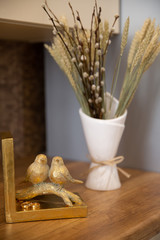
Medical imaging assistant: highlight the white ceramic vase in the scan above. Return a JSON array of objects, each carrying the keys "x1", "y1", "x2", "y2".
[{"x1": 79, "y1": 93, "x2": 127, "y2": 191}]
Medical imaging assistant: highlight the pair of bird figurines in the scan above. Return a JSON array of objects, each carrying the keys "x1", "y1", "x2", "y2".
[
  {"x1": 26, "y1": 154, "x2": 83, "y2": 187},
  {"x1": 16, "y1": 154, "x2": 84, "y2": 208}
]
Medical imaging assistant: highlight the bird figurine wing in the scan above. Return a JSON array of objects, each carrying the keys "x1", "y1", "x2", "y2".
[
  {"x1": 49, "y1": 156, "x2": 83, "y2": 185},
  {"x1": 25, "y1": 163, "x2": 35, "y2": 182}
]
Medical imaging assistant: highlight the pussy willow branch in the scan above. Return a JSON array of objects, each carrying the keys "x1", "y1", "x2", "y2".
[
  {"x1": 72, "y1": 5, "x2": 99, "y2": 117},
  {"x1": 89, "y1": 6, "x2": 95, "y2": 74},
  {"x1": 68, "y1": 2, "x2": 94, "y2": 109},
  {"x1": 68, "y1": 2, "x2": 84, "y2": 59},
  {"x1": 92, "y1": 7, "x2": 104, "y2": 118},
  {"x1": 97, "y1": 9, "x2": 103, "y2": 117},
  {"x1": 76, "y1": 11, "x2": 90, "y2": 75},
  {"x1": 76, "y1": 11, "x2": 90, "y2": 49},
  {"x1": 68, "y1": 2, "x2": 82, "y2": 56},
  {"x1": 95, "y1": 0, "x2": 98, "y2": 16}
]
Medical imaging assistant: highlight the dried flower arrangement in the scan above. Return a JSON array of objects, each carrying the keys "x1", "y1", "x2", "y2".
[{"x1": 43, "y1": 1, "x2": 160, "y2": 119}]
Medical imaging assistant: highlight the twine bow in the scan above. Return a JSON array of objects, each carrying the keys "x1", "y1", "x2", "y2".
[{"x1": 89, "y1": 155, "x2": 131, "y2": 178}]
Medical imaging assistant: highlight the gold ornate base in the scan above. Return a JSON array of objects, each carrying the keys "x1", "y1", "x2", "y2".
[
  {"x1": 1, "y1": 132, "x2": 87, "y2": 223},
  {"x1": 15, "y1": 194, "x2": 87, "y2": 222}
]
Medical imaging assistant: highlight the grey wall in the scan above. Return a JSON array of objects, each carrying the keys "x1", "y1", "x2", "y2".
[{"x1": 44, "y1": 0, "x2": 160, "y2": 171}]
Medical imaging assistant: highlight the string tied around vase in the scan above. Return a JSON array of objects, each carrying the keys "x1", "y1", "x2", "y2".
[{"x1": 88, "y1": 155, "x2": 131, "y2": 178}]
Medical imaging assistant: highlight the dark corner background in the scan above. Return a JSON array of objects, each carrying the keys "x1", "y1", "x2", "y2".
[{"x1": 0, "y1": 40, "x2": 46, "y2": 159}]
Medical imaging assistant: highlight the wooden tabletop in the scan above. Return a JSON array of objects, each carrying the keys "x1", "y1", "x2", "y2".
[{"x1": 0, "y1": 157, "x2": 160, "y2": 240}]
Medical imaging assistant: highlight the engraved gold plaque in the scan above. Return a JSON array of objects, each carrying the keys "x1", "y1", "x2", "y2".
[{"x1": 1, "y1": 132, "x2": 87, "y2": 223}]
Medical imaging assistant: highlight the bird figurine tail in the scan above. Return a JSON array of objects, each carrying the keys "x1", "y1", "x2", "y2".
[{"x1": 72, "y1": 179, "x2": 83, "y2": 184}]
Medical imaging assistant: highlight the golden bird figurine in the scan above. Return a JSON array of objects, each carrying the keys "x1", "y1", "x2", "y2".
[
  {"x1": 26, "y1": 154, "x2": 49, "y2": 184},
  {"x1": 49, "y1": 156, "x2": 83, "y2": 185}
]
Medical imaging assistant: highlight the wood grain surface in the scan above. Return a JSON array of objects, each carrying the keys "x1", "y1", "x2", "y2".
[{"x1": 0, "y1": 157, "x2": 160, "y2": 240}]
